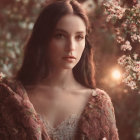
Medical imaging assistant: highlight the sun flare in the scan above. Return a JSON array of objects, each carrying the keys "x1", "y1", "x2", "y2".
[{"x1": 112, "y1": 69, "x2": 122, "y2": 80}]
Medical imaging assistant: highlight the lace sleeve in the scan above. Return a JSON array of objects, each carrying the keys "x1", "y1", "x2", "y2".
[
  {"x1": 98, "y1": 89, "x2": 119, "y2": 140},
  {"x1": 77, "y1": 89, "x2": 119, "y2": 140},
  {"x1": 0, "y1": 78, "x2": 50, "y2": 140}
]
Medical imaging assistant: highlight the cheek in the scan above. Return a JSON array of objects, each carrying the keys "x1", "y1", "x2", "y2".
[{"x1": 49, "y1": 40, "x2": 65, "y2": 55}]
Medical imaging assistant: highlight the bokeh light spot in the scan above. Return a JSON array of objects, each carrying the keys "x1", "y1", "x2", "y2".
[{"x1": 112, "y1": 69, "x2": 121, "y2": 80}]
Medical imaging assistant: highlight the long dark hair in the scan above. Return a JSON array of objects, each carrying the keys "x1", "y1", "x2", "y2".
[{"x1": 16, "y1": 0, "x2": 96, "y2": 89}]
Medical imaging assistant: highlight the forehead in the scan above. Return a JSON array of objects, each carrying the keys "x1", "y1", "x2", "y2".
[{"x1": 55, "y1": 14, "x2": 86, "y2": 34}]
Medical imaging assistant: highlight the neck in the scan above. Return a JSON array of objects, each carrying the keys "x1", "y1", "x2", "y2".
[{"x1": 41, "y1": 69, "x2": 80, "y2": 90}]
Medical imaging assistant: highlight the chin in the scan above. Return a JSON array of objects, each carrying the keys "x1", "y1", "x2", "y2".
[
  {"x1": 63, "y1": 66, "x2": 74, "y2": 70},
  {"x1": 62, "y1": 63, "x2": 76, "y2": 69}
]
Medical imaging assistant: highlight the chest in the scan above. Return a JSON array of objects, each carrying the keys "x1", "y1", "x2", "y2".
[{"x1": 28, "y1": 89, "x2": 91, "y2": 128}]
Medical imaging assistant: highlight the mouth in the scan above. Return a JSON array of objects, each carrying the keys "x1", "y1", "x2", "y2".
[
  {"x1": 62, "y1": 56, "x2": 76, "y2": 62},
  {"x1": 62, "y1": 56, "x2": 76, "y2": 59}
]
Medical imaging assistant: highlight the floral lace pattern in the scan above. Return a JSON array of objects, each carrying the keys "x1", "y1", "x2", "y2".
[
  {"x1": 0, "y1": 77, "x2": 119, "y2": 140},
  {"x1": 39, "y1": 114, "x2": 80, "y2": 140}
]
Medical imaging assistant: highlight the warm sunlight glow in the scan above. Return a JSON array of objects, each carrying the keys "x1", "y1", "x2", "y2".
[{"x1": 112, "y1": 69, "x2": 121, "y2": 80}]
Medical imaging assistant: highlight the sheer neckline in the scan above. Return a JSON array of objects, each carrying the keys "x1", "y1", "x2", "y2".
[
  {"x1": 24, "y1": 85, "x2": 97, "y2": 129},
  {"x1": 37, "y1": 89, "x2": 97, "y2": 129},
  {"x1": 38, "y1": 113, "x2": 80, "y2": 129}
]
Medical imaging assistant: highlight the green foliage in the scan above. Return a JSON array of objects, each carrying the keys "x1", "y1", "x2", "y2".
[
  {"x1": 0, "y1": 0, "x2": 140, "y2": 140},
  {"x1": 0, "y1": 0, "x2": 44, "y2": 76}
]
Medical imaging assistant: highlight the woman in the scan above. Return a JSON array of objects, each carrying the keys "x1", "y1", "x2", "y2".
[{"x1": 0, "y1": 0, "x2": 119, "y2": 140}]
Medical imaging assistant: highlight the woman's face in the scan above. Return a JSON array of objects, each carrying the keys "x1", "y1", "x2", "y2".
[{"x1": 48, "y1": 14, "x2": 86, "y2": 70}]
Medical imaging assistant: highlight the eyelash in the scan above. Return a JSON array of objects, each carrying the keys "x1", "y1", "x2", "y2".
[
  {"x1": 54, "y1": 33, "x2": 65, "y2": 39},
  {"x1": 54, "y1": 33, "x2": 85, "y2": 41},
  {"x1": 75, "y1": 35, "x2": 84, "y2": 41}
]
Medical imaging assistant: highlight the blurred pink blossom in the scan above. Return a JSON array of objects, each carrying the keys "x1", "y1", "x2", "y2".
[
  {"x1": 103, "y1": 0, "x2": 140, "y2": 92},
  {"x1": 121, "y1": 41, "x2": 132, "y2": 51},
  {"x1": 133, "y1": 61, "x2": 140, "y2": 72}
]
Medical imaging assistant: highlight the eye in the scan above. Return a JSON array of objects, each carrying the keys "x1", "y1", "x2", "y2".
[
  {"x1": 54, "y1": 33, "x2": 65, "y2": 39},
  {"x1": 75, "y1": 35, "x2": 85, "y2": 41}
]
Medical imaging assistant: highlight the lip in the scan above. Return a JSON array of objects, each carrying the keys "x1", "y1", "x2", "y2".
[
  {"x1": 62, "y1": 56, "x2": 76, "y2": 62},
  {"x1": 62, "y1": 56, "x2": 76, "y2": 59}
]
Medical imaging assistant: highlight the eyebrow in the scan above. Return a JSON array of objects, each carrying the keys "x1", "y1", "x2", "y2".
[{"x1": 55, "y1": 28, "x2": 86, "y2": 34}]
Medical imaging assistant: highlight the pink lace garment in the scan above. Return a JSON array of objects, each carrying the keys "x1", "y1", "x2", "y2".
[{"x1": 39, "y1": 114, "x2": 80, "y2": 140}]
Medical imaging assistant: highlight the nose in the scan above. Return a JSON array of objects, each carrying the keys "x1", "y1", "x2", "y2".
[{"x1": 65, "y1": 37, "x2": 76, "y2": 52}]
